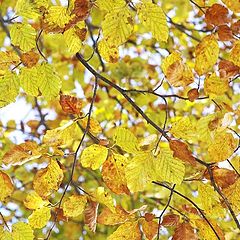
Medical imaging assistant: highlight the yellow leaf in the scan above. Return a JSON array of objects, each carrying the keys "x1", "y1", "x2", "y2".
[
  {"x1": 10, "y1": 23, "x2": 36, "y2": 52},
  {"x1": 137, "y1": 1, "x2": 168, "y2": 42},
  {"x1": 221, "y1": 0, "x2": 240, "y2": 13},
  {"x1": 208, "y1": 131, "x2": 237, "y2": 162},
  {"x1": 80, "y1": 144, "x2": 108, "y2": 170},
  {"x1": 0, "y1": 171, "x2": 14, "y2": 201},
  {"x1": 102, "y1": 153, "x2": 129, "y2": 195},
  {"x1": 37, "y1": 63, "x2": 61, "y2": 99},
  {"x1": 15, "y1": 0, "x2": 40, "y2": 20},
  {"x1": 170, "y1": 117, "x2": 196, "y2": 141},
  {"x1": 113, "y1": 127, "x2": 139, "y2": 154},
  {"x1": 63, "y1": 195, "x2": 87, "y2": 218},
  {"x1": 125, "y1": 152, "x2": 156, "y2": 192},
  {"x1": 161, "y1": 51, "x2": 182, "y2": 75},
  {"x1": 204, "y1": 73, "x2": 229, "y2": 96},
  {"x1": 91, "y1": 187, "x2": 115, "y2": 212},
  {"x1": 0, "y1": 227, "x2": 12, "y2": 240},
  {"x1": 98, "y1": 40, "x2": 119, "y2": 63},
  {"x1": 28, "y1": 206, "x2": 51, "y2": 229},
  {"x1": 43, "y1": 120, "x2": 81, "y2": 147},
  {"x1": 45, "y1": 6, "x2": 71, "y2": 28},
  {"x1": 194, "y1": 35, "x2": 219, "y2": 75},
  {"x1": 0, "y1": 72, "x2": 19, "y2": 108},
  {"x1": 228, "y1": 40, "x2": 240, "y2": 67},
  {"x1": 80, "y1": 117, "x2": 102, "y2": 134},
  {"x1": 24, "y1": 191, "x2": 49, "y2": 210},
  {"x1": 155, "y1": 148, "x2": 185, "y2": 185},
  {"x1": 223, "y1": 178, "x2": 240, "y2": 213},
  {"x1": 0, "y1": 51, "x2": 19, "y2": 70},
  {"x1": 102, "y1": 7, "x2": 134, "y2": 47},
  {"x1": 2, "y1": 142, "x2": 41, "y2": 166},
  {"x1": 63, "y1": 28, "x2": 82, "y2": 55},
  {"x1": 107, "y1": 220, "x2": 141, "y2": 240},
  {"x1": 12, "y1": 222, "x2": 34, "y2": 240},
  {"x1": 96, "y1": 0, "x2": 125, "y2": 11},
  {"x1": 33, "y1": 159, "x2": 64, "y2": 199}
]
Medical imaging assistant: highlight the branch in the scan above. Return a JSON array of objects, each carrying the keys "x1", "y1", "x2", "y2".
[{"x1": 152, "y1": 181, "x2": 221, "y2": 240}]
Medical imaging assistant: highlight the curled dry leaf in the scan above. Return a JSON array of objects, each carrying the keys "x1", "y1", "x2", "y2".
[
  {"x1": 84, "y1": 200, "x2": 99, "y2": 232},
  {"x1": 59, "y1": 94, "x2": 83, "y2": 115}
]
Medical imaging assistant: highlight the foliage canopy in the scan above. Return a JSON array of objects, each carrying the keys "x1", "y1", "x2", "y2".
[{"x1": 0, "y1": 0, "x2": 240, "y2": 239}]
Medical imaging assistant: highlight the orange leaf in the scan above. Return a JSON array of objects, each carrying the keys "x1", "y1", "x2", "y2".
[
  {"x1": 141, "y1": 218, "x2": 158, "y2": 240},
  {"x1": 205, "y1": 4, "x2": 230, "y2": 27},
  {"x1": 172, "y1": 223, "x2": 197, "y2": 240},
  {"x1": 169, "y1": 140, "x2": 196, "y2": 166},
  {"x1": 187, "y1": 88, "x2": 199, "y2": 102},
  {"x1": 218, "y1": 59, "x2": 240, "y2": 78},
  {"x1": 84, "y1": 200, "x2": 99, "y2": 232},
  {"x1": 161, "y1": 214, "x2": 180, "y2": 227},
  {"x1": 20, "y1": 51, "x2": 39, "y2": 68},
  {"x1": 231, "y1": 20, "x2": 240, "y2": 35},
  {"x1": 217, "y1": 25, "x2": 233, "y2": 41},
  {"x1": 144, "y1": 213, "x2": 155, "y2": 222},
  {"x1": 0, "y1": 171, "x2": 14, "y2": 201},
  {"x1": 2, "y1": 141, "x2": 41, "y2": 166},
  {"x1": 59, "y1": 94, "x2": 83, "y2": 115}
]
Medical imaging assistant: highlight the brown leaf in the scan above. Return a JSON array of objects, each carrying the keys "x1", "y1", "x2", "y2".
[
  {"x1": 72, "y1": 0, "x2": 92, "y2": 19},
  {"x1": 231, "y1": 20, "x2": 240, "y2": 35},
  {"x1": 204, "y1": 166, "x2": 237, "y2": 189},
  {"x1": 205, "y1": 4, "x2": 230, "y2": 27},
  {"x1": 169, "y1": 140, "x2": 196, "y2": 166},
  {"x1": 187, "y1": 88, "x2": 199, "y2": 102},
  {"x1": 161, "y1": 214, "x2": 180, "y2": 227},
  {"x1": 172, "y1": 223, "x2": 197, "y2": 240},
  {"x1": 2, "y1": 141, "x2": 42, "y2": 166},
  {"x1": 84, "y1": 200, "x2": 99, "y2": 232},
  {"x1": 181, "y1": 204, "x2": 199, "y2": 215},
  {"x1": 217, "y1": 25, "x2": 233, "y2": 41},
  {"x1": 218, "y1": 59, "x2": 240, "y2": 78},
  {"x1": 141, "y1": 218, "x2": 158, "y2": 240},
  {"x1": 59, "y1": 94, "x2": 83, "y2": 115},
  {"x1": 20, "y1": 51, "x2": 39, "y2": 68},
  {"x1": 144, "y1": 213, "x2": 155, "y2": 222}
]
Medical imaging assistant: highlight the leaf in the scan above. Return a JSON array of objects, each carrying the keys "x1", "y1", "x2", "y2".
[
  {"x1": 172, "y1": 223, "x2": 197, "y2": 240},
  {"x1": 28, "y1": 206, "x2": 51, "y2": 229},
  {"x1": 98, "y1": 205, "x2": 133, "y2": 225},
  {"x1": 102, "y1": 153, "x2": 129, "y2": 195},
  {"x1": 12, "y1": 222, "x2": 34, "y2": 240},
  {"x1": 71, "y1": 0, "x2": 92, "y2": 21},
  {"x1": 113, "y1": 127, "x2": 139, "y2": 154},
  {"x1": 63, "y1": 195, "x2": 87, "y2": 218},
  {"x1": 161, "y1": 214, "x2": 180, "y2": 227},
  {"x1": 91, "y1": 187, "x2": 115, "y2": 212},
  {"x1": 102, "y1": 7, "x2": 134, "y2": 47},
  {"x1": 43, "y1": 120, "x2": 81, "y2": 147},
  {"x1": 0, "y1": 171, "x2": 14, "y2": 201},
  {"x1": 205, "y1": 4, "x2": 229, "y2": 27},
  {"x1": 217, "y1": 25, "x2": 233, "y2": 41},
  {"x1": 170, "y1": 117, "x2": 196, "y2": 141},
  {"x1": 80, "y1": 144, "x2": 108, "y2": 170},
  {"x1": 140, "y1": 218, "x2": 158, "y2": 240},
  {"x1": 2, "y1": 141, "x2": 41, "y2": 166},
  {"x1": 194, "y1": 35, "x2": 219, "y2": 75},
  {"x1": 20, "y1": 51, "x2": 39, "y2": 68},
  {"x1": 161, "y1": 51, "x2": 182, "y2": 75},
  {"x1": 37, "y1": 63, "x2": 61, "y2": 100},
  {"x1": 10, "y1": 23, "x2": 36, "y2": 52},
  {"x1": 155, "y1": 148, "x2": 185, "y2": 185},
  {"x1": 84, "y1": 200, "x2": 99, "y2": 232},
  {"x1": 98, "y1": 40, "x2": 119, "y2": 63},
  {"x1": 204, "y1": 73, "x2": 229, "y2": 96},
  {"x1": 80, "y1": 117, "x2": 102, "y2": 134},
  {"x1": 59, "y1": 94, "x2": 83, "y2": 115},
  {"x1": 208, "y1": 131, "x2": 237, "y2": 162},
  {"x1": 33, "y1": 159, "x2": 64, "y2": 199},
  {"x1": 169, "y1": 140, "x2": 196, "y2": 166},
  {"x1": 228, "y1": 40, "x2": 240, "y2": 67},
  {"x1": 45, "y1": 6, "x2": 71, "y2": 28},
  {"x1": 223, "y1": 178, "x2": 240, "y2": 213},
  {"x1": 137, "y1": 1, "x2": 168, "y2": 42},
  {"x1": 125, "y1": 152, "x2": 155, "y2": 192},
  {"x1": 218, "y1": 60, "x2": 239, "y2": 79},
  {"x1": 0, "y1": 72, "x2": 19, "y2": 108},
  {"x1": 107, "y1": 220, "x2": 141, "y2": 240},
  {"x1": 0, "y1": 51, "x2": 19, "y2": 70},
  {"x1": 138, "y1": 134, "x2": 157, "y2": 151},
  {"x1": 96, "y1": 0, "x2": 125, "y2": 11},
  {"x1": 63, "y1": 28, "x2": 82, "y2": 55},
  {"x1": 221, "y1": 0, "x2": 240, "y2": 13},
  {"x1": 24, "y1": 191, "x2": 49, "y2": 210}
]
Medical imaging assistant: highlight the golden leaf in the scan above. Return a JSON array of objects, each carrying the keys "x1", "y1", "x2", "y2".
[
  {"x1": 28, "y1": 206, "x2": 51, "y2": 229},
  {"x1": 0, "y1": 171, "x2": 14, "y2": 201}
]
